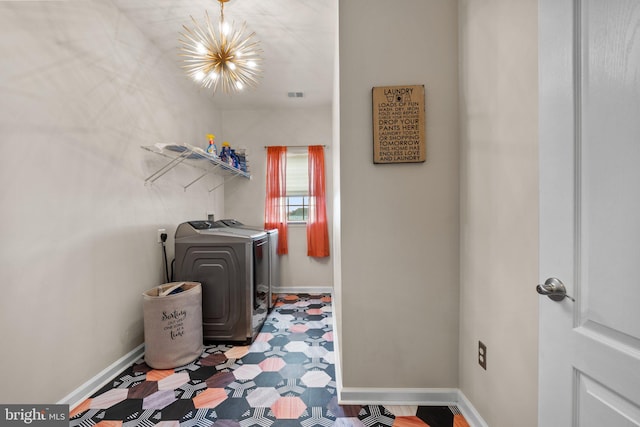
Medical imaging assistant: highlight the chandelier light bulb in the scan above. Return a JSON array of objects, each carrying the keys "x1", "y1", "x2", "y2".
[
  {"x1": 179, "y1": 0, "x2": 263, "y2": 94},
  {"x1": 221, "y1": 21, "x2": 230, "y2": 35}
]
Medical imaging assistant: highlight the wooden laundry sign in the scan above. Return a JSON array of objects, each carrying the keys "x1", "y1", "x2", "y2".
[{"x1": 372, "y1": 85, "x2": 426, "y2": 164}]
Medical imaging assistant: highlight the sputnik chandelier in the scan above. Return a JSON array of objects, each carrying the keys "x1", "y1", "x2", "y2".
[{"x1": 179, "y1": 0, "x2": 263, "y2": 94}]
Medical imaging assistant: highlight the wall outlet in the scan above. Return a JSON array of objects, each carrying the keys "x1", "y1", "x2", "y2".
[
  {"x1": 478, "y1": 341, "x2": 487, "y2": 370},
  {"x1": 157, "y1": 228, "x2": 167, "y2": 244}
]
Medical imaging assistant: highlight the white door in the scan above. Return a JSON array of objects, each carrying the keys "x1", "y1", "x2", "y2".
[{"x1": 539, "y1": 0, "x2": 640, "y2": 426}]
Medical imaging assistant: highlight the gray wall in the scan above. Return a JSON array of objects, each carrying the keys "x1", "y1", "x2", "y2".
[
  {"x1": 338, "y1": 0, "x2": 460, "y2": 388},
  {"x1": 458, "y1": 0, "x2": 539, "y2": 426},
  {"x1": 0, "y1": 1, "x2": 221, "y2": 403}
]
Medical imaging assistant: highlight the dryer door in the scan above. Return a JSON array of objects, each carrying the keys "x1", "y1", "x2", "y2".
[{"x1": 176, "y1": 243, "x2": 248, "y2": 342}]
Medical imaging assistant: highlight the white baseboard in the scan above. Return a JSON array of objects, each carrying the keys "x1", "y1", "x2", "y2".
[
  {"x1": 57, "y1": 344, "x2": 145, "y2": 410},
  {"x1": 338, "y1": 387, "x2": 488, "y2": 427},
  {"x1": 456, "y1": 389, "x2": 489, "y2": 427},
  {"x1": 272, "y1": 286, "x2": 333, "y2": 294},
  {"x1": 339, "y1": 387, "x2": 459, "y2": 406}
]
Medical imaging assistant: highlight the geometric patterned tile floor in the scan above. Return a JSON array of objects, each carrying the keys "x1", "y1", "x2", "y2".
[{"x1": 70, "y1": 294, "x2": 469, "y2": 427}]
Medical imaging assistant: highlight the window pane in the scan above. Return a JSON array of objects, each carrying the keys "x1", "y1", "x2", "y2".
[
  {"x1": 288, "y1": 196, "x2": 304, "y2": 205},
  {"x1": 288, "y1": 206, "x2": 307, "y2": 221},
  {"x1": 287, "y1": 204, "x2": 301, "y2": 215},
  {"x1": 286, "y1": 194, "x2": 308, "y2": 222}
]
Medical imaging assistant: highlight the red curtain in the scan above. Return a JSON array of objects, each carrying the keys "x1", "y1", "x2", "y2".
[
  {"x1": 264, "y1": 146, "x2": 288, "y2": 255},
  {"x1": 307, "y1": 145, "x2": 330, "y2": 257}
]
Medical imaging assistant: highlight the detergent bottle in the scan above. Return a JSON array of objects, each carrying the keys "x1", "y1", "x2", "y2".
[
  {"x1": 220, "y1": 141, "x2": 232, "y2": 164},
  {"x1": 206, "y1": 134, "x2": 217, "y2": 157}
]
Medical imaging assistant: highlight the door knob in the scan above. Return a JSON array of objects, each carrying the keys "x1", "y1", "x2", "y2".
[{"x1": 537, "y1": 277, "x2": 575, "y2": 302}]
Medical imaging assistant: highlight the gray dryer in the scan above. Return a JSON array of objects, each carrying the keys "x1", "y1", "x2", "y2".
[{"x1": 174, "y1": 221, "x2": 269, "y2": 344}]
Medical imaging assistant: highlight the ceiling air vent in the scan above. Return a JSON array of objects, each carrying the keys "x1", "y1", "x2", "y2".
[{"x1": 287, "y1": 92, "x2": 304, "y2": 98}]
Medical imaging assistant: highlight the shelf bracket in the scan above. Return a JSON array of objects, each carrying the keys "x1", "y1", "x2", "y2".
[
  {"x1": 208, "y1": 173, "x2": 241, "y2": 192},
  {"x1": 144, "y1": 149, "x2": 191, "y2": 184},
  {"x1": 183, "y1": 172, "x2": 209, "y2": 191}
]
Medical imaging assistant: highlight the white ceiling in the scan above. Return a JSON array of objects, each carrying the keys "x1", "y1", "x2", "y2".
[{"x1": 112, "y1": 0, "x2": 337, "y2": 109}]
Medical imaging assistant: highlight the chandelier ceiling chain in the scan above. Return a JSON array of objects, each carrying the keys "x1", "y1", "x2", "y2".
[{"x1": 179, "y1": 0, "x2": 263, "y2": 94}]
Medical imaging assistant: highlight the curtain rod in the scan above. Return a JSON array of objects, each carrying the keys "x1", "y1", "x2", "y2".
[{"x1": 264, "y1": 145, "x2": 327, "y2": 148}]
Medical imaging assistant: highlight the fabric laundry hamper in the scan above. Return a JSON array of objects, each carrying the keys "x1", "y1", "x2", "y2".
[{"x1": 142, "y1": 282, "x2": 204, "y2": 369}]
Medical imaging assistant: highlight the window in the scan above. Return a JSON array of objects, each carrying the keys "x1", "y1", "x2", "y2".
[
  {"x1": 286, "y1": 150, "x2": 309, "y2": 222},
  {"x1": 264, "y1": 145, "x2": 329, "y2": 258}
]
